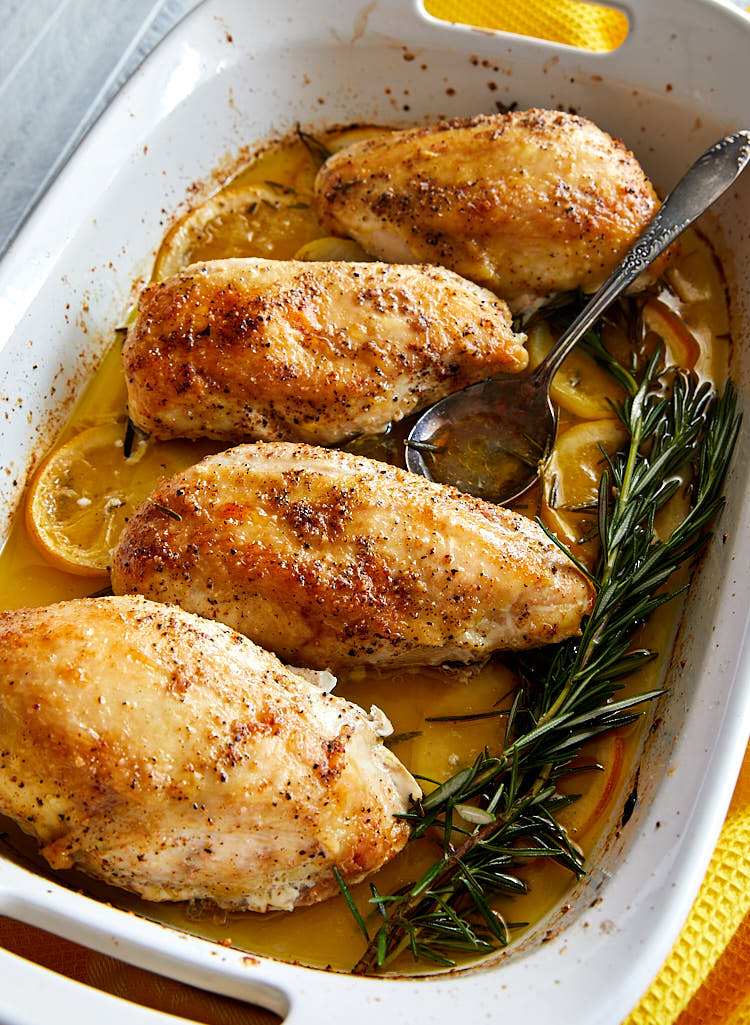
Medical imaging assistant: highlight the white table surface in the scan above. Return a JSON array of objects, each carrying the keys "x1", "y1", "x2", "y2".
[{"x1": 0, "y1": 0, "x2": 201, "y2": 257}]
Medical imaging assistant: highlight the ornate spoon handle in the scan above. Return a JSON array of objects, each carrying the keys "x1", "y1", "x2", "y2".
[{"x1": 535, "y1": 129, "x2": 750, "y2": 386}]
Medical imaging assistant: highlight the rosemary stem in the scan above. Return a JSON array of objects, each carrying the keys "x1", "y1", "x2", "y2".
[
  {"x1": 576, "y1": 407, "x2": 645, "y2": 658},
  {"x1": 540, "y1": 376, "x2": 647, "y2": 726}
]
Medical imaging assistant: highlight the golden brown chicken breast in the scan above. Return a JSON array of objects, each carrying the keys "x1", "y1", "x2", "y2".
[
  {"x1": 315, "y1": 108, "x2": 664, "y2": 311},
  {"x1": 124, "y1": 258, "x2": 527, "y2": 444},
  {"x1": 0, "y1": 596, "x2": 418, "y2": 910},
  {"x1": 111, "y1": 444, "x2": 593, "y2": 669}
]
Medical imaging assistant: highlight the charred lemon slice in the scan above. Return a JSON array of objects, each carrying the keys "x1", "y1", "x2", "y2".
[
  {"x1": 153, "y1": 184, "x2": 321, "y2": 279},
  {"x1": 25, "y1": 423, "x2": 206, "y2": 579},
  {"x1": 641, "y1": 297, "x2": 701, "y2": 370},
  {"x1": 528, "y1": 323, "x2": 625, "y2": 420}
]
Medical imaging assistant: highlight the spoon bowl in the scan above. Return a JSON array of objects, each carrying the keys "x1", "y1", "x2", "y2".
[
  {"x1": 405, "y1": 365, "x2": 555, "y2": 504},
  {"x1": 405, "y1": 129, "x2": 750, "y2": 504}
]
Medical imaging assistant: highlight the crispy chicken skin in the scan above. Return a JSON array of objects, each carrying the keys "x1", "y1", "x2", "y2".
[
  {"x1": 0, "y1": 596, "x2": 418, "y2": 910},
  {"x1": 315, "y1": 109, "x2": 665, "y2": 311},
  {"x1": 124, "y1": 258, "x2": 527, "y2": 444},
  {"x1": 111, "y1": 444, "x2": 593, "y2": 669}
]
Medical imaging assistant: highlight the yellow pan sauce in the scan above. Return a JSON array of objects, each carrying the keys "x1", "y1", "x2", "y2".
[{"x1": 0, "y1": 128, "x2": 730, "y2": 973}]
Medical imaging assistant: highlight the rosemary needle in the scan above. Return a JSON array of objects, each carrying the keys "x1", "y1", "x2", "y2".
[
  {"x1": 148, "y1": 499, "x2": 182, "y2": 521},
  {"x1": 338, "y1": 350, "x2": 740, "y2": 976}
]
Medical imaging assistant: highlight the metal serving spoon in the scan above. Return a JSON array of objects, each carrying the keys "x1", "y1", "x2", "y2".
[{"x1": 405, "y1": 130, "x2": 750, "y2": 505}]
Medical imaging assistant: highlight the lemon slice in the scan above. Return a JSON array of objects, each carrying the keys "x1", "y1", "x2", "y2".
[
  {"x1": 557, "y1": 733, "x2": 624, "y2": 841},
  {"x1": 25, "y1": 423, "x2": 204, "y2": 579},
  {"x1": 294, "y1": 236, "x2": 374, "y2": 262},
  {"x1": 663, "y1": 230, "x2": 729, "y2": 381},
  {"x1": 153, "y1": 184, "x2": 321, "y2": 280},
  {"x1": 528, "y1": 323, "x2": 625, "y2": 420},
  {"x1": 666, "y1": 229, "x2": 726, "y2": 320},
  {"x1": 542, "y1": 419, "x2": 628, "y2": 565},
  {"x1": 325, "y1": 125, "x2": 389, "y2": 153},
  {"x1": 641, "y1": 297, "x2": 701, "y2": 369}
]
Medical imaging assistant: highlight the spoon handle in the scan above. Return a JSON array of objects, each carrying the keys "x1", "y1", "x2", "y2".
[{"x1": 535, "y1": 129, "x2": 750, "y2": 385}]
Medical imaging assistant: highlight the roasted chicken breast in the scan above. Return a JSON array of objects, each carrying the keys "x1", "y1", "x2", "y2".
[
  {"x1": 111, "y1": 444, "x2": 593, "y2": 669},
  {"x1": 0, "y1": 596, "x2": 418, "y2": 910},
  {"x1": 124, "y1": 258, "x2": 527, "y2": 444},
  {"x1": 315, "y1": 109, "x2": 664, "y2": 311}
]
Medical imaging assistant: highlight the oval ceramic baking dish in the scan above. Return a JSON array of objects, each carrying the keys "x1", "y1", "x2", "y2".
[{"x1": 0, "y1": 1, "x2": 749, "y2": 1023}]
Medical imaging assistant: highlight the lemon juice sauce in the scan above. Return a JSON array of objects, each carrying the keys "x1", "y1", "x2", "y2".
[{"x1": 0, "y1": 127, "x2": 730, "y2": 972}]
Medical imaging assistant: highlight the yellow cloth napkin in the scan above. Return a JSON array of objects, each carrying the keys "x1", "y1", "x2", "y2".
[
  {"x1": 1, "y1": 4, "x2": 747, "y2": 1024},
  {"x1": 424, "y1": 0, "x2": 628, "y2": 51},
  {"x1": 624, "y1": 742, "x2": 750, "y2": 1025}
]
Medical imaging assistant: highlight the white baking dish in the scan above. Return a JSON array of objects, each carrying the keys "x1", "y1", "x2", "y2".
[{"x1": 1, "y1": 1, "x2": 749, "y2": 1022}]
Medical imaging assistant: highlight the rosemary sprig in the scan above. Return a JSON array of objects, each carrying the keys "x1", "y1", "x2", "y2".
[{"x1": 342, "y1": 355, "x2": 740, "y2": 975}]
